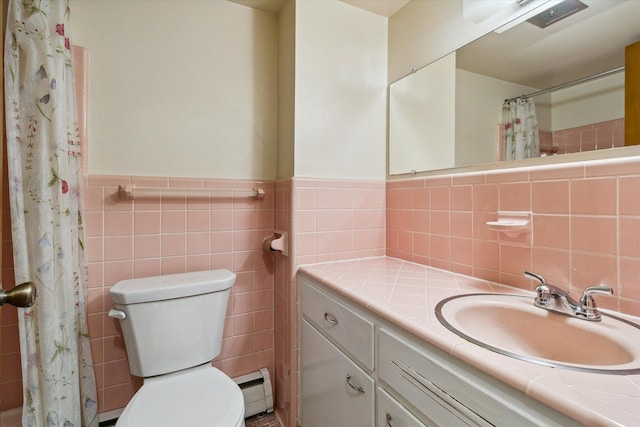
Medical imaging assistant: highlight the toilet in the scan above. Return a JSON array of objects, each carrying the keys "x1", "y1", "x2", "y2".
[{"x1": 108, "y1": 269, "x2": 245, "y2": 427}]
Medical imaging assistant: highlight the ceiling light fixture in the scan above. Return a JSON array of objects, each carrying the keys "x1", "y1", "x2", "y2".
[
  {"x1": 526, "y1": 0, "x2": 588, "y2": 28},
  {"x1": 493, "y1": 0, "x2": 563, "y2": 33}
]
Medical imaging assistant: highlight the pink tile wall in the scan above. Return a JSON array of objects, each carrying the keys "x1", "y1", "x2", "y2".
[
  {"x1": 84, "y1": 175, "x2": 276, "y2": 413},
  {"x1": 0, "y1": 300, "x2": 21, "y2": 412},
  {"x1": 293, "y1": 178, "x2": 386, "y2": 265},
  {"x1": 273, "y1": 180, "x2": 293, "y2": 427},
  {"x1": 387, "y1": 157, "x2": 640, "y2": 317},
  {"x1": 539, "y1": 130, "x2": 554, "y2": 156},
  {"x1": 540, "y1": 118, "x2": 625, "y2": 155},
  {"x1": 1, "y1": 175, "x2": 276, "y2": 415},
  {"x1": 273, "y1": 178, "x2": 386, "y2": 427}
]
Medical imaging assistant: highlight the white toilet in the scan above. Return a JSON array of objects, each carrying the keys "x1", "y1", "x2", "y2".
[{"x1": 108, "y1": 269, "x2": 245, "y2": 427}]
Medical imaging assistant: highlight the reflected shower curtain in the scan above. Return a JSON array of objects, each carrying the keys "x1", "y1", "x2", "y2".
[
  {"x1": 502, "y1": 97, "x2": 540, "y2": 160},
  {"x1": 4, "y1": 0, "x2": 98, "y2": 425}
]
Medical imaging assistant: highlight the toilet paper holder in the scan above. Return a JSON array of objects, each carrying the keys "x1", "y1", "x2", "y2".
[{"x1": 263, "y1": 230, "x2": 288, "y2": 256}]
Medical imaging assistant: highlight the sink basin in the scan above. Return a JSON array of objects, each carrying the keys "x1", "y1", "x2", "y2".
[{"x1": 435, "y1": 293, "x2": 640, "y2": 374}]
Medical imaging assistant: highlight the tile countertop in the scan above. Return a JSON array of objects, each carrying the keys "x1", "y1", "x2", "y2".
[{"x1": 298, "y1": 257, "x2": 640, "y2": 427}]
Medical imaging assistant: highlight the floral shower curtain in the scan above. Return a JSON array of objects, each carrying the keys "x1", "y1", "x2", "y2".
[
  {"x1": 4, "y1": 1, "x2": 98, "y2": 426},
  {"x1": 502, "y1": 97, "x2": 540, "y2": 161}
]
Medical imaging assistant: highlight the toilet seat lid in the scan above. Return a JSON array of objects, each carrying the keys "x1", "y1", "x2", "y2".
[{"x1": 116, "y1": 366, "x2": 245, "y2": 427}]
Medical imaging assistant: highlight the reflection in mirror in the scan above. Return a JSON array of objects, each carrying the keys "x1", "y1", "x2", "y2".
[
  {"x1": 389, "y1": 0, "x2": 640, "y2": 176},
  {"x1": 389, "y1": 53, "x2": 456, "y2": 175}
]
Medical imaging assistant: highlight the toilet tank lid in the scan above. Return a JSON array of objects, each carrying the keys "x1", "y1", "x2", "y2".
[{"x1": 110, "y1": 269, "x2": 236, "y2": 305}]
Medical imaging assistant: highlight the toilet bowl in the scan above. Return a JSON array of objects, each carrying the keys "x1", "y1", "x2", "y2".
[
  {"x1": 109, "y1": 270, "x2": 245, "y2": 427},
  {"x1": 115, "y1": 364, "x2": 244, "y2": 427}
]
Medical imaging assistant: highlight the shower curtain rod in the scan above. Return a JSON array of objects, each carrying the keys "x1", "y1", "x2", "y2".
[{"x1": 505, "y1": 65, "x2": 625, "y2": 103}]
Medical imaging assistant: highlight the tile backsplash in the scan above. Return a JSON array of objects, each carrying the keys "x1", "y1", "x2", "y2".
[
  {"x1": 508, "y1": 119, "x2": 623, "y2": 158},
  {"x1": 548, "y1": 118, "x2": 625, "y2": 155},
  {"x1": 387, "y1": 156, "x2": 640, "y2": 317}
]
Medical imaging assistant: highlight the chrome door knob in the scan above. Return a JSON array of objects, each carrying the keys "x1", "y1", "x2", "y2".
[{"x1": 0, "y1": 282, "x2": 37, "y2": 307}]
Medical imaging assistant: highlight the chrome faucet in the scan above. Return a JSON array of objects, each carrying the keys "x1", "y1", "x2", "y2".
[{"x1": 523, "y1": 271, "x2": 613, "y2": 321}]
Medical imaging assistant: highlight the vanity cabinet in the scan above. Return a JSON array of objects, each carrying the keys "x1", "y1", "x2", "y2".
[
  {"x1": 299, "y1": 273, "x2": 582, "y2": 427},
  {"x1": 300, "y1": 277, "x2": 375, "y2": 426},
  {"x1": 301, "y1": 319, "x2": 374, "y2": 426}
]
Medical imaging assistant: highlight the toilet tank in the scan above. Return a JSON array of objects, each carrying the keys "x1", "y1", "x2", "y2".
[{"x1": 109, "y1": 270, "x2": 235, "y2": 378}]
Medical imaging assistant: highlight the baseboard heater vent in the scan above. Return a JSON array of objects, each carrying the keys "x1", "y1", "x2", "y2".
[{"x1": 233, "y1": 367, "x2": 274, "y2": 418}]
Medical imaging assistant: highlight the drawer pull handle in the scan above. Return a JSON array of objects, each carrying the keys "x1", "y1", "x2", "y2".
[
  {"x1": 386, "y1": 413, "x2": 394, "y2": 427},
  {"x1": 346, "y1": 374, "x2": 365, "y2": 393},
  {"x1": 324, "y1": 312, "x2": 339, "y2": 325}
]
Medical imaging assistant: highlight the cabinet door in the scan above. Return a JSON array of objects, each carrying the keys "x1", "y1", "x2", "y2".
[
  {"x1": 301, "y1": 319, "x2": 374, "y2": 427},
  {"x1": 377, "y1": 388, "x2": 428, "y2": 427}
]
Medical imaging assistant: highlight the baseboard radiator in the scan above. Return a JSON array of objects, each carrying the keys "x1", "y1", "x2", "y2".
[{"x1": 233, "y1": 368, "x2": 274, "y2": 418}]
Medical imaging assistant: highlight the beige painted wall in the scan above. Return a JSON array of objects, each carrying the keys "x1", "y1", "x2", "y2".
[
  {"x1": 71, "y1": 0, "x2": 278, "y2": 180},
  {"x1": 389, "y1": 52, "x2": 456, "y2": 174},
  {"x1": 550, "y1": 73, "x2": 624, "y2": 131},
  {"x1": 389, "y1": 0, "x2": 502, "y2": 84},
  {"x1": 71, "y1": 0, "x2": 387, "y2": 181},
  {"x1": 294, "y1": 0, "x2": 388, "y2": 180},
  {"x1": 277, "y1": 0, "x2": 296, "y2": 180}
]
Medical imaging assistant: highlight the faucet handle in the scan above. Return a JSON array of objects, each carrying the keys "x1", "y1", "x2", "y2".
[
  {"x1": 533, "y1": 284, "x2": 551, "y2": 306},
  {"x1": 524, "y1": 270, "x2": 546, "y2": 285},
  {"x1": 525, "y1": 271, "x2": 570, "y2": 307},
  {"x1": 524, "y1": 271, "x2": 570, "y2": 296},
  {"x1": 581, "y1": 285, "x2": 613, "y2": 297},
  {"x1": 533, "y1": 282, "x2": 568, "y2": 306},
  {"x1": 579, "y1": 285, "x2": 613, "y2": 304},
  {"x1": 578, "y1": 285, "x2": 613, "y2": 321},
  {"x1": 525, "y1": 271, "x2": 551, "y2": 305}
]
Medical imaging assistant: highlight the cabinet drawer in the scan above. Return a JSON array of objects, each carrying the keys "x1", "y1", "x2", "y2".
[
  {"x1": 380, "y1": 329, "x2": 493, "y2": 427},
  {"x1": 302, "y1": 319, "x2": 375, "y2": 427},
  {"x1": 301, "y1": 278, "x2": 374, "y2": 370},
  {"x1": 379, "y1": 329, "x2": 477, "y2": 427},
  {"x1": 377, "y1": 388, "x2": 428, "y2": 427}
]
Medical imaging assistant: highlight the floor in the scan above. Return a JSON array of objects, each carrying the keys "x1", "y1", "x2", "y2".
[{"x1": 246, "y1": 412, "x2": 280, "y2": 427}]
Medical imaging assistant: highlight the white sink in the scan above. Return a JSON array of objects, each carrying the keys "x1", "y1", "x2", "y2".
[{"x1": 435, "y1": 293, "x2": 640, "y2": 374}]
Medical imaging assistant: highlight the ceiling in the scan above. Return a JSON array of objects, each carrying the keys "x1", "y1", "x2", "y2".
[
  {"x1": 228, "y1": 0, "x2": 640, "y2": 91},
  {"x1": 228, "y1": 0, "x2": 410, "y2": 17},
  {"x1": 340, "y1": 0, "x2": 410, "y2": 17},
  {"x1": 228, "y1": 0, "x2": 287, "y2": 15},
  {"x1": 456, "y1": 0, "x2": 640, "y2": 89}
]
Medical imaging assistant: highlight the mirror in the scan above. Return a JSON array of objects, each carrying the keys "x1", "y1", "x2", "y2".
[{"x1": 389, "y1": 0, "x2": 640, "y2": 176}]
